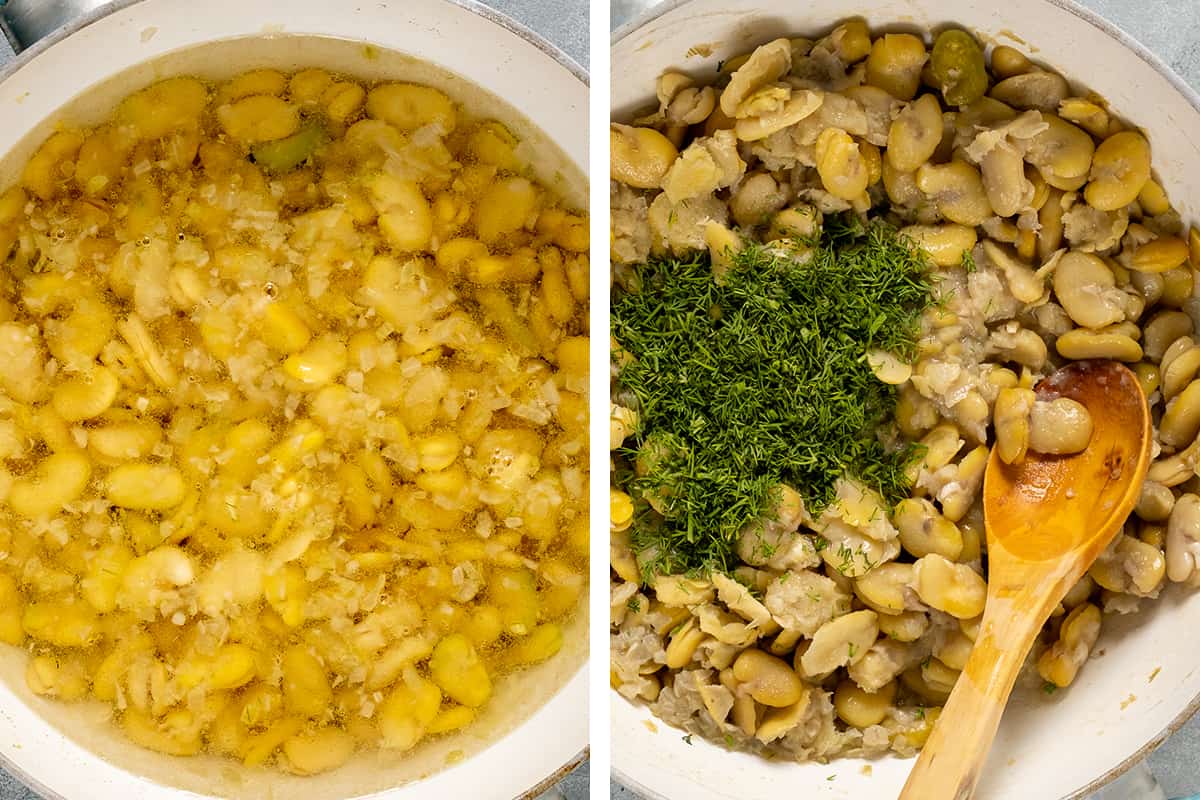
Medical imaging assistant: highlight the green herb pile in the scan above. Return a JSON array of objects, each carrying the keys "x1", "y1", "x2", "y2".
[{"x1": 612, "y1": 214, "x2": 936, "y2": 577}]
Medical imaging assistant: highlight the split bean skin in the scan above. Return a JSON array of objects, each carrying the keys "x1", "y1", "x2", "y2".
[
  {"x1": 0, "y1": 68, "x2": 589, "y2": 773},
  {"x1": 611, "y1": 17, "x2": 1200, "y2": 767}
]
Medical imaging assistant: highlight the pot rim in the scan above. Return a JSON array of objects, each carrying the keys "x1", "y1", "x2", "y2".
[
  {"x1": 0, "y1": 0, "x2": 589, "y2": 88},
  {"x1": 609, "y1": 1, "x2": 1200, "y2": 799},
  {"x1": 0, "y1": 1, "x2": 588, "y2": 798}
]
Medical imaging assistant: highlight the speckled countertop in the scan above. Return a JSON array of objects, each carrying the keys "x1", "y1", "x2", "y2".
[
  {"x1": 0, "y1": 1, "x2": 587, "y2": 799},
  {"x1": 609, "y1": 1, "x2": 1200, "y2": 799}
]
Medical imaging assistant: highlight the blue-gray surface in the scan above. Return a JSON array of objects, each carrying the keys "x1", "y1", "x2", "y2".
[
  {"x1": 608, "y1": 1, "x2": 1200, "y2": 799},
  {"x1": 0, "y1": 1, "x2": 586, "y2": 799}
]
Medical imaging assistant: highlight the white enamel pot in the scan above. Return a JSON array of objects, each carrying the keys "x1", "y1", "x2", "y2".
[
  {"x1": 0, "y1": 1, "x2": 588, "y2": 798},
  {"x1": 611, "y1": 2, "x2": 1200, "y2": 799}
]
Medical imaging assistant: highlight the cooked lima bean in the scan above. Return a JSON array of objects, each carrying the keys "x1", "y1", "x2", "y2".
[
  {"x1": 1, "y1": 66, "x2": 588, "y2": 773},
  {"x1": 611, "y1": 21, "x2": 1197, "y2": 767}
]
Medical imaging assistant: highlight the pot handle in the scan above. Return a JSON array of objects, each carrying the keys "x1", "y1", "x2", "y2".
[
  {"x1": 1092, "y1": 762, "x2": 1167, "y2": 800},
  {"x1": 0, "y1": 0, "x2": 113, "y2": 53}
]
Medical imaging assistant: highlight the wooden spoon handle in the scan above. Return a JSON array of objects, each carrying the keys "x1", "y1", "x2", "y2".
[{"x1": 898, "y1": 604, "x2": 1047, "y2": 800}]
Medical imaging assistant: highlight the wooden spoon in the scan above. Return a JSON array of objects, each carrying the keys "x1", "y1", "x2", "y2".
[{"x1": 899, "y1": 360, "x2": 1152, "y2": 800}]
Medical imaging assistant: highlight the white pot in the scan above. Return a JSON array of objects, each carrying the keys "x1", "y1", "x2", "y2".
[
  {"x1": 0, "y1": 1, "x2": 588, "y2": 798},
  {"x1": 611, "y1": 2, "x2": 1200, "y2": 799}
]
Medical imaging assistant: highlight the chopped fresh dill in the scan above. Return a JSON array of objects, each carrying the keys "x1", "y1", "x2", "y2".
[
  {"x1": 625, "y1": 597, "x2": 641, "y2": 613},
  {"x1": 612, "y1": 214, "x2": 934, "y2": 577},
  {"x1": 836, "y1": 543, "x2": 855, "y2": 575},
  {"x1": 1042, "y1": 681, "x2": 1058, "y2": 696},
  {"x1": 961, "y1": 248, "x2": 977, "y2": 272}
]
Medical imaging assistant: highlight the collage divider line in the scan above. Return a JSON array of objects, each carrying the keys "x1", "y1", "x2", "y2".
[{"x1": 588, "y1": 0, "x2": 613, "y2": 794}]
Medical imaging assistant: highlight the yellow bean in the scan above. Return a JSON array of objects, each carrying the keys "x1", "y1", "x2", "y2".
[
  {"x1": 324, "y1": 82, "x2": 367, "y2": 123},
  {"x1": 1162, "y1": 267, "x2": 1194, "y2": 308},
  {"x1": 994, "y1": 387, "x2": 1035, "y2": 465},
  {"x1": 243, "y1": 717, "x2": 305, "y2": 766},
  {"x1": 1086, "y1": 131, "x2": 1151, "y2": 211},
  {"x1": 1161, "y1": 381, "x2": 1200, "y2": 448},
  {"x1": 415, "y1": 431, "x2": 462, "y2": 471},
  {"x1": 854, "y1": 562, "x2": 916, "y2": 614},
  {"x1": 900, "y1": 224, "x2": 976, "y2": 267},
  {"x1": 0, "y1": 322, "x2": 47, "y2": 403},
  {"x1": 429, "y1": 633, "x2": 492, "y2": 707},
  {"x1": 118, "y1": 546, "x2": 195, "y2": 614},
  {"x1": 75, "y1": 127, "x2": 125, "y2": 195},
  {"x1": 894, "y1": 498, "x2": 964, "y2": 559},
  {"x1": 284, "y1": 729, "x2": 355, "y2": 775},
  {"x1": 282, "y1": 646, "x2": 333, "y2": 718},
  {"x1": 991, "y1": 46, "x2": 1032, "y2": 79},
  {"x1": 1055, "y1": 328, "x2": 1143, "y2": 362},
  {"x1": 506, "y1": 622, "x2": 564, "y2": 666},
  {"x1": 427, "y1": 705, "x2": 476, "y2": 734},
  {"x1": 218, "y1": 95, "x2": 299, "y2": 143},
  {"x1": 1029, "y1": 398, "x2": 1093, "y2": 455},
  {"x1": 469, "y1": 121, "x2": 521, "y2": 170},
  {"x1": 118, "y1": 77, "x2": 207, "y2": 139},
  {"x1": 1132, "y1": 236, "x2": 1190, "y2": 274},
  {"x1": 475, "y1": 177, "x2": 539, "y2": 243},
  {"x1": 265, "y1": 565, "x2": 308, "y2": 628},
  {"x1": 877, "y1": 610, "x2": 928, "y2": 642},
  {"x1": 865, "y1": 34, "x2": 929, "y2": 100},
  {"x1": 490, "y1": 567, "x2": 539, "y2": 635},
  {"x1": 610, "y1": 124, "x2": 678, "y2": 188},
  {"x1": 887, "y1": 94, "x2": 943, "y2": 173},
  {"x1": 733, "y1": 648, "x2": 805, "y2": 707},
  {"x1": 22, "y1": 131, "x2": 85, "y2": 200},
  {"x1": 8, "y1": 451, "x2": 92, "y2": 518},
  {"x1": 22, "y1": 599, "x2": 100, "y2": 647},
  {"x1": 367, "y1": 83, "x2": 457, "y2": 132},
  {"x1": 289, "y1": 69, "x2": 333, "y2": 104},
  {"x1": 462, "y1": 605, "x2": 504, "y2": 648},
  {"x1": 369, "y1": 175, "x2": 433, "y2": 253},
  {"x1": 284, "y1": 334, "x2": 348, "y2": 389},
  {"x1": 1138, "y1": 178, "x2": 1172, "y2": 216},
  {"x1": 1026, "y1": 115, "x2": 1095, "y2": 190},
  {"x1": 378, "y1": 672, "x2": 442, "y2": 751},
  {"x1": 0, "y1": 574, "x2": 25, "y2": 645},
  {"x1": 990, "y1": 71, "x2": 1069, "y2": 113},
  {"x1": 221, "y1": 69, "x2": 287, "y2": 101},
  {"x1": 81, "y1": 542, "x2": 133, "y2": 613},
  {"x1": 123, "y1": 708, "x2": 202, "y2": 757},
  {"x1": 257, "y1": 302, "x2": 312, "y2": 354},
  {"x1": 1037, "y1": 602, "x2": 1101, "y2": 687},
  {"x1": 815, "y1": 128, "x2": 869, "y2": 201},
  {"x1": 105, "y1": 463, "x2": 186, "y2": 510},
  {"x1": 834, "y1": 679, "x2": 896, "y2": 727},
  {"x1": 25, "y1": 654, "x2": 89, "y2": 701},
  {"x1": 913, "y1": 554, "x2": 987, "y2": 618},
  {"x1": 209, "y1": 643, "x2": 258, "y2": 690},
  {"x1": 1059, "y1": 97, "x2": 1110, "y2": 138},
  {"x1": 916, "y1": 160, "x2": 992, "y2": 226}
]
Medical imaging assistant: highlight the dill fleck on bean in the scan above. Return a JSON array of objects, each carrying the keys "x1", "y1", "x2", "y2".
[{"x1": 612, "y1": 213, "x2": 935, "y2": 578}]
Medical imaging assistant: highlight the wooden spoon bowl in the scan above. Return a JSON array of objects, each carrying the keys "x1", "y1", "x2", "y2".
[{"x1": 899, "y1": 360, "x2": 1152, "y2": 800}]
